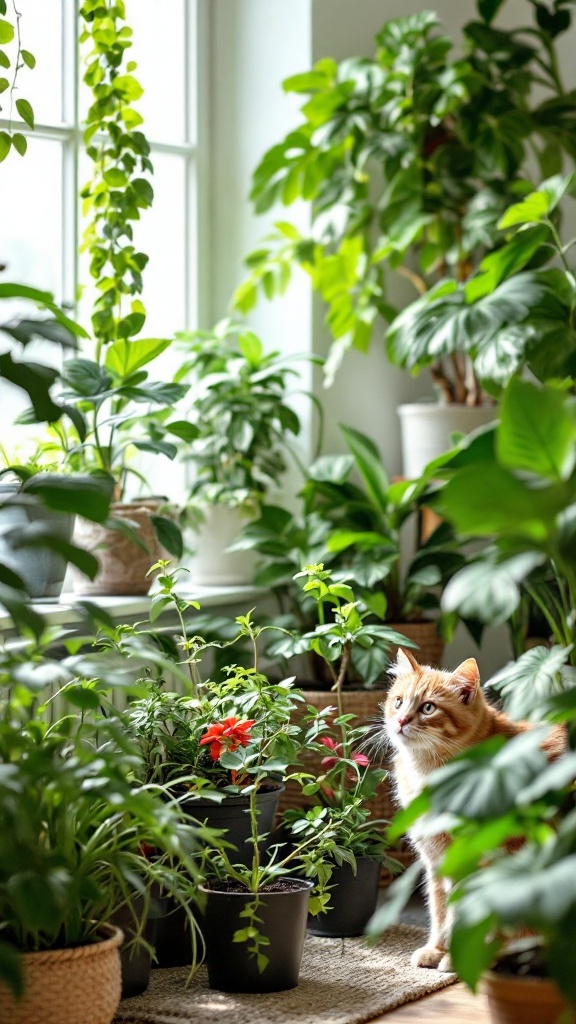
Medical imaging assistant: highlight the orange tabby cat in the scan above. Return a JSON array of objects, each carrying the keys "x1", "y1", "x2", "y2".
[{"x1": 383, "y1": 648, "x2": 565, "y2": 972}]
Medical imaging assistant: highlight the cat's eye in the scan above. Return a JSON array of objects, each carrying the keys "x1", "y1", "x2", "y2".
[
  {"x1": 394, "y1": 696, "x2": 403, "y2": 709},
  {"x1": 420, "y1": 701, "x2": 436, "y2": 715}
]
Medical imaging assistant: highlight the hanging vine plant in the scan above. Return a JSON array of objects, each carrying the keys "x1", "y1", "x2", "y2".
[
  {"x1": 79, "y1": 0, "x2": 154, "y2": 357},
  {"x1": 0, "y1": 0, "x2": 35, "y2": 161}
]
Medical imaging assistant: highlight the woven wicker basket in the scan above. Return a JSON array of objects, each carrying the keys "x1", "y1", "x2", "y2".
[{"x1": 0, "y1": 924, "x2": 123, "y2": 1024}]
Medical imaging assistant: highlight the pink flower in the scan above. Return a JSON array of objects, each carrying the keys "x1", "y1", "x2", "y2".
[{"x1": 319, "y1": 736, "x2": 370, "y2": 774}]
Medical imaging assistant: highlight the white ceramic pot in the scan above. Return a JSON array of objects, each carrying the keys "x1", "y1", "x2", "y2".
[
  {"x1": 186, "y1": 504, "x2": 255, "y2": 586},
  {"x1": 398, "y1": 402, "x2": 497, "y2": 479}
]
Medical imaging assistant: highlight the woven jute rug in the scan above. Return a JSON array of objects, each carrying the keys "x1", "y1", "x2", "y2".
[{"x1": 113, "y1": 924, "x2": 457, "y2": 1024}]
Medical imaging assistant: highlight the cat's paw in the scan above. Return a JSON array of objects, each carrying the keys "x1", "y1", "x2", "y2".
[
  {"x1": 411, "y1": 945, "x2": 447, "y2": 969},
  {"x1": 437, "y1": 952, "x2": 453, "y2": 972}
]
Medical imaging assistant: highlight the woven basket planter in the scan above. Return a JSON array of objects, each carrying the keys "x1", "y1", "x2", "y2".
[
  {"x1": 0, "y1": 925, "x2": 123, "y2": 1024},
  {"x1": 72, "y1": 502, "x2": 160, "y2": 596}
]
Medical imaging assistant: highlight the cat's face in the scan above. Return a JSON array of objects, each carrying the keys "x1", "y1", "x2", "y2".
[{"x1": 383, "y1": 649, "x2": 482, "y2": 762}]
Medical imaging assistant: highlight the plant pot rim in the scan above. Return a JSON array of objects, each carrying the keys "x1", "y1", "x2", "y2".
[
  {"x1": 200, "y1": 877, "x2": 314, "y2": 897},
  {"x1": 15, "y1": 923, "x2": 123, "y2": 965},
  {"x1": 174, "y1": 779, "x2": 285, "y2": 803},
  {"x1": 398, "y1": 400, "x2": 496, "y2": 413}
]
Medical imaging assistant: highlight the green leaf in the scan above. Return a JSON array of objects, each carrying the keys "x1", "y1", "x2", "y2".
[
  {"x1": 23, "y1": 474, "x2": 112, "y2": 523},
  {"x1": 15, "y1": 97, "x2": 34, "y2": 129},
  {"x1": 427, "y1": 731, "x2": 548, "y2": 820},
  {"x1": 365, "y1": 861, "x2": 423, "y2": 937},
  {"x1": 11, "y1": 132, "x2": 27, "y2": 156},
  {"x1": 20, "y1": 48, "x2": 35, "y2": 69},
  {"x1": 0, "y1": 18, "x2": 14, "y2": 43},
  {"x1": 488, "y1": 645, "x2": 573, "y2": 721},
  {"x1": 476, "y1": 0, "x2": 508, "y2": 23},
  {"x1": 104, "y1": 337, "x2": 171, "y2": 378},
  {"x1": 151, "y1": 514, "x2": 183, "y2": 559},
  {"x1": 498, "y1": 175, "x2": 574, "y2": 228},
  {"x1": 0, "y1": 130, "x2": 11, "y2": 161},
  {"x1": 497, "y1": 379, "x2": 576, "y2": 482},
  {"x1": 0, "y1": 941, "x2": 23, "y2": 998},
  {"x1": 339, "y1": 424, "x2": 389, "y2": 512},
  {"x1": 65, "y1": 684, "x2": 101, "y2": 710},
  {"x1": 442, "y1": 554, "x2": 544, "y2": 625}
]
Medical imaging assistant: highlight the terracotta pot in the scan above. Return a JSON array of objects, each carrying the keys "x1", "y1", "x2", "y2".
[
  {"x1": 72, "y1": 502, "x2": 160, "y2": 596},
  {"x1": 0, "y1": 924, "x2": 123, "y2": 1024},
  {"x1": 481, "y1": 968, "x2": 570, "y2": 1024}
]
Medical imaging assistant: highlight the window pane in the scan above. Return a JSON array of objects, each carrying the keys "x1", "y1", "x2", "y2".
[
  {"x1": 124, "y1": 0, "x2": 187, "y2": 144},
  {"x1": 13, "y1": 0, "x2": 63, "y2": 126},
  {"x1": 1, "y1": 137, "x2": 63, "y2": 298},
  {"x1": 133, "y1": 152, "x2": 187, "y2": 343}
]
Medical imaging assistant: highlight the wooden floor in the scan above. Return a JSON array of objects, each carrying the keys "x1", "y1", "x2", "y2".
[{"x1": 371, "y1": 981, "x2": 490, "y2": 1022}]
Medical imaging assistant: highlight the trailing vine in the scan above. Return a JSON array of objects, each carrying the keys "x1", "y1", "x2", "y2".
[
  {"x1": 79, "y1": 0, "x2": 154, "y2": 358},
  {"x1": 0, "y1": 0, "x2": 35, "y2": 161}
]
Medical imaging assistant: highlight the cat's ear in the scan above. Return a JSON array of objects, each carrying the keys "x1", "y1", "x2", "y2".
[
  {"x1": 394, "y1": 648, "x2": 421, "y2": 675},
  {"x1": 451, "y1": 659, "x2": 480, "y2": 704}
]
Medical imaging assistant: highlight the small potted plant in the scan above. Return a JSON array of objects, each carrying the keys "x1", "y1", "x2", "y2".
[
  {"x1": 93, "y1": 561, "x2": 307, "y2": 965},
  {"x1": 173, "y1": 318, "x2": 313, "y2": 585}
]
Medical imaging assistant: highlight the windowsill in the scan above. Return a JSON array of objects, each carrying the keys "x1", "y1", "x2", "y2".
[{"x1": 0, "y1": 583, "x2": 268, "y2": 637}]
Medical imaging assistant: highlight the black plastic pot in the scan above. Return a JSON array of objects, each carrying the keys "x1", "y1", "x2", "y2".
[
  {"x1": 154, "y1": 784, "x2": 285, "y2": 968},
  {"x1": 181, "y1": 783, "x2": 285, "y2": 868},
  {"x1": 112, "y1": 895, "x2": 163, "y2": 999},
  {"x1": 307, "y1": 857, "x2": 381, "y2": 937},
  {"x1": 200, "y1": 878, "x2": 313, "y2": 992},
  {"x1": 153, "y1": 897, "x2": 199, "y2": 969}
]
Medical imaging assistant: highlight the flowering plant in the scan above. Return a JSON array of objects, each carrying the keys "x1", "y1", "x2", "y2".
[
  {"x1": 281, "y1": 565, "x2": 406, "y2": 876},
  {"x1": 97, "y1": 561, "x2": 304, "y2": 797}
]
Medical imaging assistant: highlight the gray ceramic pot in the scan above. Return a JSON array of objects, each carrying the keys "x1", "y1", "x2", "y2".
[{"x1": 0, "y1": 483, "x2": 74, "y2": 599}]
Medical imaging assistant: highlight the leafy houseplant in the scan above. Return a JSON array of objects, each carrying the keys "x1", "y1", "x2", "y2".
[
  {"x1": 280, "y1": 565, "x2": 402, "y2": 936},
  {"x1": 234, "y1": 2, "x2": 576, "y2": 397},
  {"x1": 374, "y1": 691, "x2": 576, "y2": 1022},
  {"x1": 0, "y1": 282, "x2": 118, "y2": 607},
  {"x1": 92, "y1": 563, "x2": 339, "y2": 990},
  {"x1": 0, "y1": 622, "x2": 206, "y2": 1023},
  {"x1": 49, "y1": 2, "x2": 190, "y2": 595},
  {"x1": 234, "y1": 423, "x2": 464, "y2": 684},
  {"x1": 173, "y1": 318, "x2": 313, "y2": 586}
]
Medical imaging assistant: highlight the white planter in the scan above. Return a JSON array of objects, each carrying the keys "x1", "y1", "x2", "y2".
[
  {"x1": 186, "y1": 504, "x2": 255, "y2": 586},
  {"x1": 398, "y1": 402, "x2": 497, "y2": 479}
]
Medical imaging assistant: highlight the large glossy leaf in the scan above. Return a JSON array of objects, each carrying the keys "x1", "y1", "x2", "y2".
[
  {"x1": 426, "y1": 730, "x2": 549, "y2": 819},
  {"x1": 498, "y1": 173, "x2": 575, "y2": 228},
  {"x1": 104, "y1": 337, "x2": 171, "y2": 378},
  {"x1": 442, "y1": 553, "x2": 544, "y2": 625},
  {"x1": 63, "y1": 358, "x2": 111, "y2": 397},
  {"x1": 487, "y1": 644, "x2": 573, "y2": 720},
  {"x1": 339, "y1": 424, "x2": 389, "y2": 512},
  {"x1": 437, "y1": 463, "x2": 562, "y2": 540},
  {"x1": 497, "y1": 379, "x2": 576, "y2": 481},
  {"x1": 466, "y1": 224, "x2": 550, "y2": 301},
  {"x1": 151, "y1": 514, "x2": 183, "y2": 559},
  {"x1": 0, "y1": 354, "x2": 62, "y2": 422},
  {"x1": 23, "y1": 475, "x2": 112, "y2": 523}
]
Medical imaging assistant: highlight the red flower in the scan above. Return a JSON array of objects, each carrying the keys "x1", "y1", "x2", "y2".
[{"x1": 199, "y1": 716, "x2": 255, "y2": 762}]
